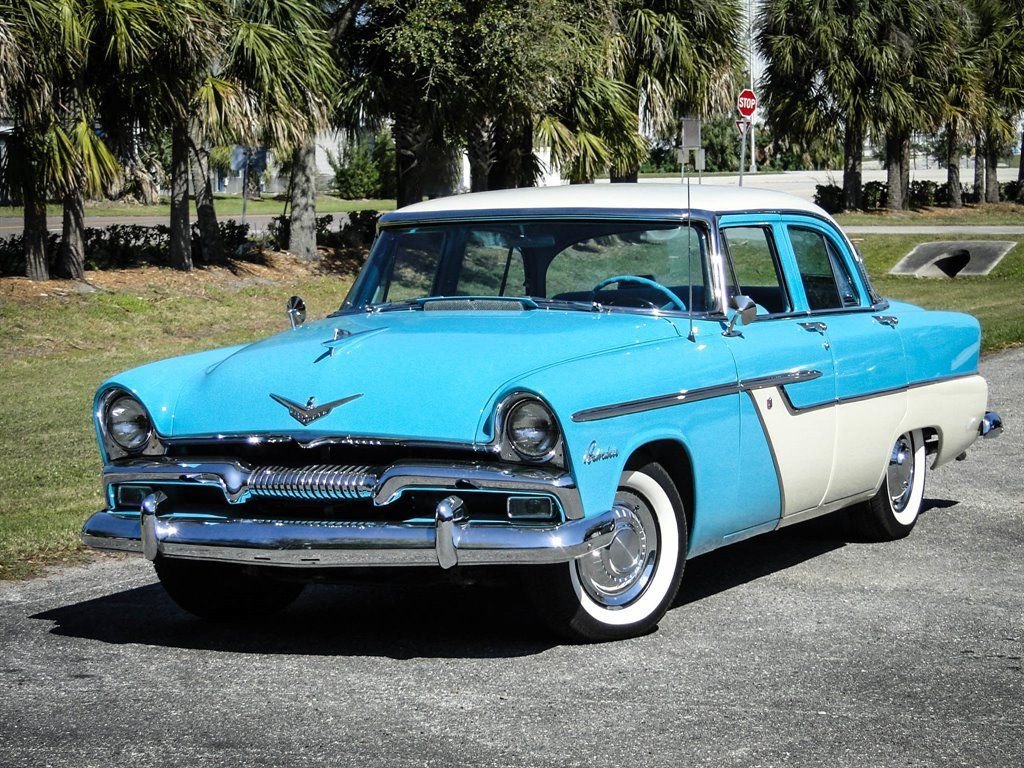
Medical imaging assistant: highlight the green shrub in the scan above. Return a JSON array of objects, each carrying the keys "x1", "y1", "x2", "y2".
[
  {"x1": 329, "y1": 141, "x2": 381, "y2": 200},
  {"x1": 909, "y1": 180, "x2": 938, "y2": 207},
  {"x1": 814, "y1": 184, "x2": 844, "y2": 213},
  {"x1": 862, "y1": 181, "x2": 888, "y2": 210}
]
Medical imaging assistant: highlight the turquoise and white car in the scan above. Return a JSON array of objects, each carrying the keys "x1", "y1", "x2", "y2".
[{"x1": 83, "y1": 184, "x2": 1003, "y2": 641}]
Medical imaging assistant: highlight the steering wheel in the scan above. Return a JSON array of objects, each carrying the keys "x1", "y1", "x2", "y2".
[{"x1": 590, "y1": 275, "x2": 688, "y2": 312}]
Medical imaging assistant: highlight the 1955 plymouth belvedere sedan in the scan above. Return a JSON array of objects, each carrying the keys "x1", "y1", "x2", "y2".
[{"x1": 83, "y1": 184, "x2": 1003, "y2": 641}]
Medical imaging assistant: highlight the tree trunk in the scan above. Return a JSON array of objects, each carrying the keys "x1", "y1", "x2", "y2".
[
  {"x1": 289, "y1": 139, "x2": 318, "y2": 261},
  {"x1": 1018, "y1": 124, "x2": 1024, "y2": 185},
  {"x1": 488, "y1": 116, "x2": 536, "y2": 190},
  {"x1": 885, "y1": 133, "x2": 903, "y2": 211},
  {"x1": 610, "y1": 166, "x2": 639, "y2": 183},
  {"x1": 168, "y1": 122, "x2": 192, "y2": 271},
  {"x1": 899, "y1": 137, "x2": 910, "y2": 210},
  {"x1": 393, "y1": 109, "x2": 423, "y2": 208},
  {"x1": 188, "y1": 125, "x2": 223, "y2": 264},
  {"x1": 945, "y1": 125, "x2": 962, "y2": 209},
  {"x1": 22, "y1": 140, "x2": 49, "y2": 280},
  {"x1": 23, "y1": 196, "x2": 49, "y2": 281},
  {"x1": 842, "y1": 124, "x2": 863, "y2": 210},
  {"x1": 57, "y1": 185, "x2": 86, "y2": 279},
  {"x1": 468, "y1": 122, "x2": 494, "y2": 193},
  {"x1": 984, "y1": 132, "x2": 1000, "y2": 203},
  {"x1": 973, "y1": 134, "x2": 985, "y2": 202}
]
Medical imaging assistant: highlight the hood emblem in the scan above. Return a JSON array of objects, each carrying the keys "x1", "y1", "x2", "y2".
[{"x1": 269, "y1": 393, "x2": 363, "y2": 426}]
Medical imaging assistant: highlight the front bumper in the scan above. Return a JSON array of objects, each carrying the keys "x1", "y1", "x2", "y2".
[
  {"x1": 83, "y1": 458, "x2": 617, "y2": 569},
  {"x1": 82, "y1": 500, "x2": 619, "y2": 569}
]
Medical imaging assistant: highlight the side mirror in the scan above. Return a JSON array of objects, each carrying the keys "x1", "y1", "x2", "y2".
[
  {"x1": 286, "y1": 295, "x2": 306, "y2": 329},
  {"x1": 723, "y1": 294, "x2": 756, "y2": 337}
]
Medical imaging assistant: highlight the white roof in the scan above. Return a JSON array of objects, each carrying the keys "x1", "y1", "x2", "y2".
[{"x1": 395, "y1": 182, "x2": 829, "y2": 218}]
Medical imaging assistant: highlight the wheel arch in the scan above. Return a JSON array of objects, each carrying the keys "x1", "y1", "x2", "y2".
[{"x1": 623, "y1": 439, "x2": 695, "y2": 551}]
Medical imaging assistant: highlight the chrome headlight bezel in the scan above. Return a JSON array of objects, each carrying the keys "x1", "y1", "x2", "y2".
[
  {"x1": 96, "y1": 388, "x2": 162, "y2": 460},
  {"x1": 496, "y1": 393, "x2": 564, "y2": 466}
]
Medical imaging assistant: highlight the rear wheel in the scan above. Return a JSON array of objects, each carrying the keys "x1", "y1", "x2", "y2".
[
  {"x1": 530, "y1": 461, "x2": 687, "y2": 642},
  {"x1": 854, "y1": 429, "x2": 927, "y2": 541},
  {"x1": 154, "y1": 558, "x2": 305, "y2": 620}
]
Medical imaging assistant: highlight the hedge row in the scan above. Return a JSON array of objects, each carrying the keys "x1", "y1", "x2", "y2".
[
  {"x1": 814, "y1": 180, "x2": 1023, "y2": 213},
  {"x1": 0, "y1": 211, "x2": 381, "y2": 277}
]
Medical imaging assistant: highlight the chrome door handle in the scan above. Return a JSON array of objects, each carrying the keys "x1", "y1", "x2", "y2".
[
  {"x1": 799, "y1": 321, "x2": 828, "y2": 334},
  {"x1": 873, "y1": 315, "x2": 899, "y2": 328}
]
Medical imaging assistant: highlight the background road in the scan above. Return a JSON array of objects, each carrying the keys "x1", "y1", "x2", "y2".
[
  {"x1": 7, "y1": 168, "x2": 1024, "y2": 238},
  {"x1": 1, "y1": 350, "x2": 1020, "y2": 768}
]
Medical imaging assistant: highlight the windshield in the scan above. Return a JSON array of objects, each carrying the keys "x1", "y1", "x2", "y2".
[{"x1": 341, "y1": 219, "x2": 714, "y2": 314}]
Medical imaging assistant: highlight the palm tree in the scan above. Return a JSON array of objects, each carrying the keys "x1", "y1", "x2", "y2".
[
  {"x1": 872, "y1": 1, "x2": 963, "y2": 210},
  {"x1": 607, "y1": 0, "x2": 743, "y2": 182},
  {"x1": 759, "y1": 0, "x2": 867, "y2": 209},
  {"x1": 970, "y1": 0, "x2": 1024, "y2": 203},
  {"x1": 0, "y1": 0, "x2": 85, "y2": 280}
]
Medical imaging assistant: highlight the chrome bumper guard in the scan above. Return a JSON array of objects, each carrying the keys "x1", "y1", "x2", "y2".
[
  {"x1": 980, "y1": 411, "x2": 1003, "y2": 439},
  {"x1": 83, "y1": 458, "x2": 615, "y2": 568},
  {"x1": 82, "y1": 494, "x2": 620, "y2": 569}
]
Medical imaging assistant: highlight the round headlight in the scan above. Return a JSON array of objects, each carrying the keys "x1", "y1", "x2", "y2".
[
  {"x1": 506, "y1": 399, "x2": 558, "y2": 460},
  {"x1": 105, "y1": 395, "x2": 152, "y2": 452}
]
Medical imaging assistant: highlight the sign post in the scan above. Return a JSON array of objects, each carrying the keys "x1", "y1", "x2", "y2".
[{"x1": 736, "y1": 89, "x2": 757, "y2": 187}]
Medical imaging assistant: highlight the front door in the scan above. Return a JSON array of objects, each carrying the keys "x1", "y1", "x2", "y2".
[{"x1": 718, "y1": 216, "x2": 838, "y2": 518}]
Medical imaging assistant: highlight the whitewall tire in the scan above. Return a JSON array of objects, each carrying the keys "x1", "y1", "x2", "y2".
[
  {"x1": 854, "y1": 428, "x2": 927, "y2": 541},
  {"x1": 530, "y1": 461, "x2": 687, "y2": 641}
]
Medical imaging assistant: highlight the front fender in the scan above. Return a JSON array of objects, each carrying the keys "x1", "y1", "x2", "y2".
[{"x1": 503, "y1": 323, "x2": 782, "y2": 556}]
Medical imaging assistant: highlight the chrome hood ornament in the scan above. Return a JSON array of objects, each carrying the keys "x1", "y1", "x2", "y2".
[{"x1": 269, "y1": 393, "x2": 362, "y2": 426}]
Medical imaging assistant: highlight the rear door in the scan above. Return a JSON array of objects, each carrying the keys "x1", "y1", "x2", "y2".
[{"x1": 778, "y1": 216, "x2": 908, "y2": 504}]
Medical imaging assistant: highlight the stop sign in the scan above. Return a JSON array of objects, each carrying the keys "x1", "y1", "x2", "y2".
[{"x1": 737, "y1": 88, "x2": 757, "y2": 118}]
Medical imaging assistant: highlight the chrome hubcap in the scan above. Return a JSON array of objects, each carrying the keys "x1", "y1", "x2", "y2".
[
  {"x1": 577, "y1": 491, "x2": 658, "y2": 607},
  {"x1": 887, "y1": 434, "x2": 916, "y2": 512}
]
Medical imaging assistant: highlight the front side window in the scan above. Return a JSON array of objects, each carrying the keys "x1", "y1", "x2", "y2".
[
  {"x1": 344, "y1": 220, "x2": 713, "y2": 314},
  {"x1": 788, "y1": 227, "x2": 861, "y2": 311}
]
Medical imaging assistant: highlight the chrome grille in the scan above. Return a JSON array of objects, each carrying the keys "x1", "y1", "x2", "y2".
[{"x1": 248, "y1": 465, "x2": 376, "y2": 501}]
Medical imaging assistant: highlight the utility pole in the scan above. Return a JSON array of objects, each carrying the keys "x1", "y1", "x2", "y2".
[{"x1": 748, "y1": 0, "x2": 756, "y2": 174}]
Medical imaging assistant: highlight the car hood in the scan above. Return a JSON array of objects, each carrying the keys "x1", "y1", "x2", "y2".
[{"x1": 153, "y1": 309, "x2": 681, "y2": 443}]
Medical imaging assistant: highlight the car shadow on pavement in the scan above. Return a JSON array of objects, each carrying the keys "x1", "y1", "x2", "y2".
[
  {"x1": 32, "y1": 497, "x2": 959, "y2": 656},
  {"x1": 673, "y1": 496, "x2": 958, "y2": 607},
  {"x1": 32, "y1": 577, "x2": 558, "y2": 660}
]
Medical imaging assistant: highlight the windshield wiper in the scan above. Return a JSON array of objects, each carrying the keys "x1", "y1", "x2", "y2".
[
  {"x1": 531, "y1": 297, "x2": 604, "y2": 313},
  {"x1": 365, "y1": 299, "x2": 424, "y2": 313}
]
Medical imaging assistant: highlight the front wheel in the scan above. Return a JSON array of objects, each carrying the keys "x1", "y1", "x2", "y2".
[
  {"x1": 155, "y1": 558, "x2": 305, "y2": 620},
  {"x1": 853, "y1": 429, "x2": 927, "y2": 541},
  {"x1": 529, "y1": 461, "x2": 687, "y2": 642}
]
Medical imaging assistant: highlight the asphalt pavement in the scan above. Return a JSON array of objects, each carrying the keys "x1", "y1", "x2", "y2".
[{"x1": 0, "y1": 349, "x2": 1021, "y2": 768}]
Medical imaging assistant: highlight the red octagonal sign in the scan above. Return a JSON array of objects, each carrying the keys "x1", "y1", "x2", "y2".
[{"x1": 737, "y1": 88, "x2": 757, "y2": 118}]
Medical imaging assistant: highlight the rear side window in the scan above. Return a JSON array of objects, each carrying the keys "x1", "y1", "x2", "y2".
[
  {"x1": 721, "y1": 227, "x2": 791, "y2": 314},
  {"x1": 788, "y1": 227, "x2": 860, "y2": 311}
]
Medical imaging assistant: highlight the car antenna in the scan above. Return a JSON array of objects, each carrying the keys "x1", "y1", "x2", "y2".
[{"x1": 685, "y1": 169, "x2": 696, "y2": 342}]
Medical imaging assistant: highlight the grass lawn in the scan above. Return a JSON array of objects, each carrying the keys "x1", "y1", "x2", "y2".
[
  {"x1": 0, "y1": 233, "x2": 1021, "y2": 579},
  {"x1": 0, "y1": 195, "x2": 397, "y2": 219}
]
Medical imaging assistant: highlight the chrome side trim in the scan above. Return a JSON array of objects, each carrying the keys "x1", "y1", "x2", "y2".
[
  {"x1": 774, "y1": 372, "x2": 980, "y2": 416},
  {"x1": 102, "y1": 459, "x2": 585, "y2": 520},
  {"x1": 571, "y1": 369, "x2": 822, "y2": 423},
  {"x1": 81, "y1": 507, "x2": 622, "y2": 569}
]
